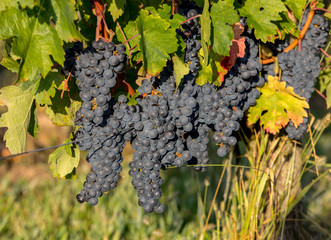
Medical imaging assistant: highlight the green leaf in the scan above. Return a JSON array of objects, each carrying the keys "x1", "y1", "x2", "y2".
[
  {"x1": 116, "y1": 20, "x2": 140, "y2": 54},
  {"x1": 176, "y1": 35, "x2": 187, "y2": 61},
  {"x1": 170, "y1": 14, "x2": 186, "y2": 29},
  {"x1": 155, "y1": 4, "x2": 171, "y2": 19},
  {"x1": 75, "y1": 0, "x2": 97, "y2": 41},
  {"x1": 248, "y1": 75, "x2": 309, "y2": 134},
  {"x1": 239, "y1": 0, "x2": 287, "y2": 42},
  {"x1": 48, "y1": 0, "x2": 84, "y2": 42},
  {"x1": 196, "y1": 50, "x2": 223, "y2": 86},
  {"x1": 0, "y1": 7, "x2": 65, "y2": 81},
  {"x1": 27, "y1": 100, "x2": 39, "y2": 138},
  {"x1": 34, "y1": 72, "x2": 63, "y2": 106},
  {"x1": 0, "y1": 85, "x2": 34, "y2": 154},
  {"x1": 275, "y1": 12, "x2": 300, "y2": 39},
  {"x1": 282, "y1": 0, "x2": 306, "y2": 20},
  {"x1": 107, "y1": 0, "x2": 126, "y2": 22},
  {"x1": 210, "y1": 0, "x2": 239, "y2": 56},
  {"x1": 48, "y1": 138, "x2": 80, "y2": 178},
  {"x1": 136, "y1": 9, "x2": 178, "y2": 76},
  {"x1": 127, "y1": 91, "x2": 140, "y2": 106},
  {"x1": 201, "y1": 0, "x2": 211, "y2": 65},
  {"x1": 1, "y1": 55, "x2": 19, "y2": 73},
  {"x1": 0, "y1": 0, "x2": 34, "y2": 11},
  {"x1": 46, "y1": 96, "x2": 81, "y2": 127},
  {"x1": 194, "y1": 0, "x2": 204, "y2": 8},
  {"x1": 172, "y1": 54, "x2": 190, "y2": 88}
]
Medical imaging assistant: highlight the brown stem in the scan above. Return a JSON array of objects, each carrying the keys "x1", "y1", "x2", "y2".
[
  {"x1": 172, "y1": 0, "x2": 179, "y2": 15},
  {"x1": 111, "y1": 73, "x2": 135, "y2": 97},
  {"x1": 320, "y1": 48, "x2": 331, "y2": 59},
  {"x1": 123, "y1": 33, "x2": 140, "y2": 45},
  {"x1": 129, "y1": 43, "x2": 139, "y2": 60},
  {"x1": 283, "y1": 39, "x2": 298, "y2": 53},
  {"x1": 121, "y1": 80, "x2": 135, "y2": 96},
  {"x1": 312, "y1": 7, "x2": 331, "y2": 13},
  {"x1": 117, "y1": 21, "x2": 130, "y2": 53},
  {"x1": 315, "y1": 88, "x2": 327, "y2": 101},
  {"x1": 180, "y1": 14, "x2": 201, "y2": 25},
  {"x1": 61, "y1": 68, "x2": 72, "y2": 99},
  {"x1": 51, "y1": 63, "x2": 60, "y2": 69},
  {"x1": 260, "y1": 57, "x2": 276, "y2": 64},
  {"x1": 94, "y1": 0, "x2": 115, "y2": 41}
]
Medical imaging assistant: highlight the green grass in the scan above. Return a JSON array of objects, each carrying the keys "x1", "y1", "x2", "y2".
[
  {"x1": 0, "y1": 163, "x2": 204, "y2": 240},
  {"x1": 1, "y1": 125, "x2": 331, "y2": 240}
]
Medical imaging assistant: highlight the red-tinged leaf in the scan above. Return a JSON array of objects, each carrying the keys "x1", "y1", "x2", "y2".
[
  {"x1": 210, "y1": 0, "x2": 239, "y2": 57},
  {"x1": 217, "y1": 64, "x2": 228, "y2": 85},
  {"x1": 197, "y1": 50, "x2": 224, "y2": 86},
  {"x1": 248, "y1": 75, "x2": 309, "y2": 134},
  {"x1": 219, "y1": 23, "x2": 246, "y2": 76},
  {"x1": 239, "y1": 0, "x2": 287, "y2": 43},
  {"x1": 232, "y1": 23, "x2": 246, "y2": 58}
]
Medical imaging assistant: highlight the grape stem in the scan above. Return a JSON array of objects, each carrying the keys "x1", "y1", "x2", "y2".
[
  {"x1": 93, "y1": 0, "x2": 115, "y2": 41},
  {"x1": 180, "y1": 14, "x2": 202, "y2": 25},
  {"x1": 320, "y1": 48, "x2": 331, "y2": 59},
  {"x1": 314, "y1": 88, "x2": 327, "y2": 101},
  {"x1": 111, "y1": 73, "x2": 136, "y2": 97},
  {"x1": 51, "y1": 63, "x2": 60, "y2": 69},
  {"x1": 117, "y1": 21, "x2": 130, "y2": 55},
  {"x1": 260, "y1": 1, "x2": 318, "y2": 65},
  {"x1": 123, "y1": 33, "x2": 140, "y2": 45},
  {"x1": 61, "y1": 68, "x2": 72, "y2": 99},
  {"x1": 312, "y1": 8, "x2": 331, "y2": 14},
  {"x1": 172, "y1": 0, "x2": 179, "y2": 15}
]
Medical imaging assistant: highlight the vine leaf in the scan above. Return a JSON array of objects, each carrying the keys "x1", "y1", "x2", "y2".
[
  {"x1": 48, "y1": 137, "x2": 80, "y2": 178},
  {"x1": 210, "y1": 0, "x2": 239, "y2": 56},
  {"x1": 48, "y1": 0, "x2": 84, "y2": 42},
  {"x1": 34, "y1": 72, "x2": 64, "y2": 106},
  {"x1": 0, "y1": 8, "x2": 64, "y2": 81},
  {"x1": 116, "y1": 20, "x2": 140, "y2": 54},
  {"x1": 107, "y1": 0, "x2": 126, "y2": 22},
  {"x1": 172, "y1": 54, "x2": 190, "y2": 88},
  {"x1": 239, "y1": 0, "x2": 287, "y2": 43},
  {"x1": 275, "y1": 12, "x2": 300, "y2": 39},
  {"x1": 28, "y1": 100, "x2": 39, "y2": 138},
  {"x1": 201, "y1": 0, "x2": 211, "y2": 65},
  {"x1": 0, "y1": 85, "x2": 35, "y2": 154},
  {"x1": 196, "y1": 50, "x2": 223, "y2": 86},
  {"x1": 127, "y1": 91, "x2": 140, "y2": 106},
  {"x1": 283, "y1": 0, "x2": 306, "y2": 20},
  {"x1": 0, "y1": 55, "x2": 19, "y2": 73},
  {"x1": 0, "y1": 0, "x2": 34, "y2": 11},
  {"x1": 219, "y1": 23, "x2": 246, "y2": 81},
  {"x1": 248, "y1": 75, "x2": 309, "y2": 134},
  {"x1": 136, "y1": 9, "x2": 178, "y2": 76},
  {"x1": 46, "y1": 96, "x2": 81, "y2": 127}
]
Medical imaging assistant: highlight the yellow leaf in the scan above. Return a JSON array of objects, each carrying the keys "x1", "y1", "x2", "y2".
[{"x1": 248, "y1": 75, "x2": 309, "y2": 134}]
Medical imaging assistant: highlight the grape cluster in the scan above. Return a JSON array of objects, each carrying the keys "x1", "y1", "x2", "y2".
[
  {"x1": 178, "y1": 1, "x2": 202, "y2": 74},
  {"x1": 273, "y1": 10, "x2": 329, "y2": 139},
  {"x1": 63, "y1": 39, "x2": 131, "y2": 205},
  {"x1": 66, "y1": 7, "x2": 265, "y2": 213},
  {"x1": 63, "y1": 42, "x2": 83, "y2": 76}
]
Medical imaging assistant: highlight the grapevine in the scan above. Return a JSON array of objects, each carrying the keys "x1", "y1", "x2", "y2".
[{"x1": 0, "y1": 0, "x2": 330, "y2": 237}]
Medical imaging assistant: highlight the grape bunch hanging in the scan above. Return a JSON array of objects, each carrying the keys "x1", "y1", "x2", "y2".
[{"x1": 63, "y1": 2, "x2": 329, "y2": 213}]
